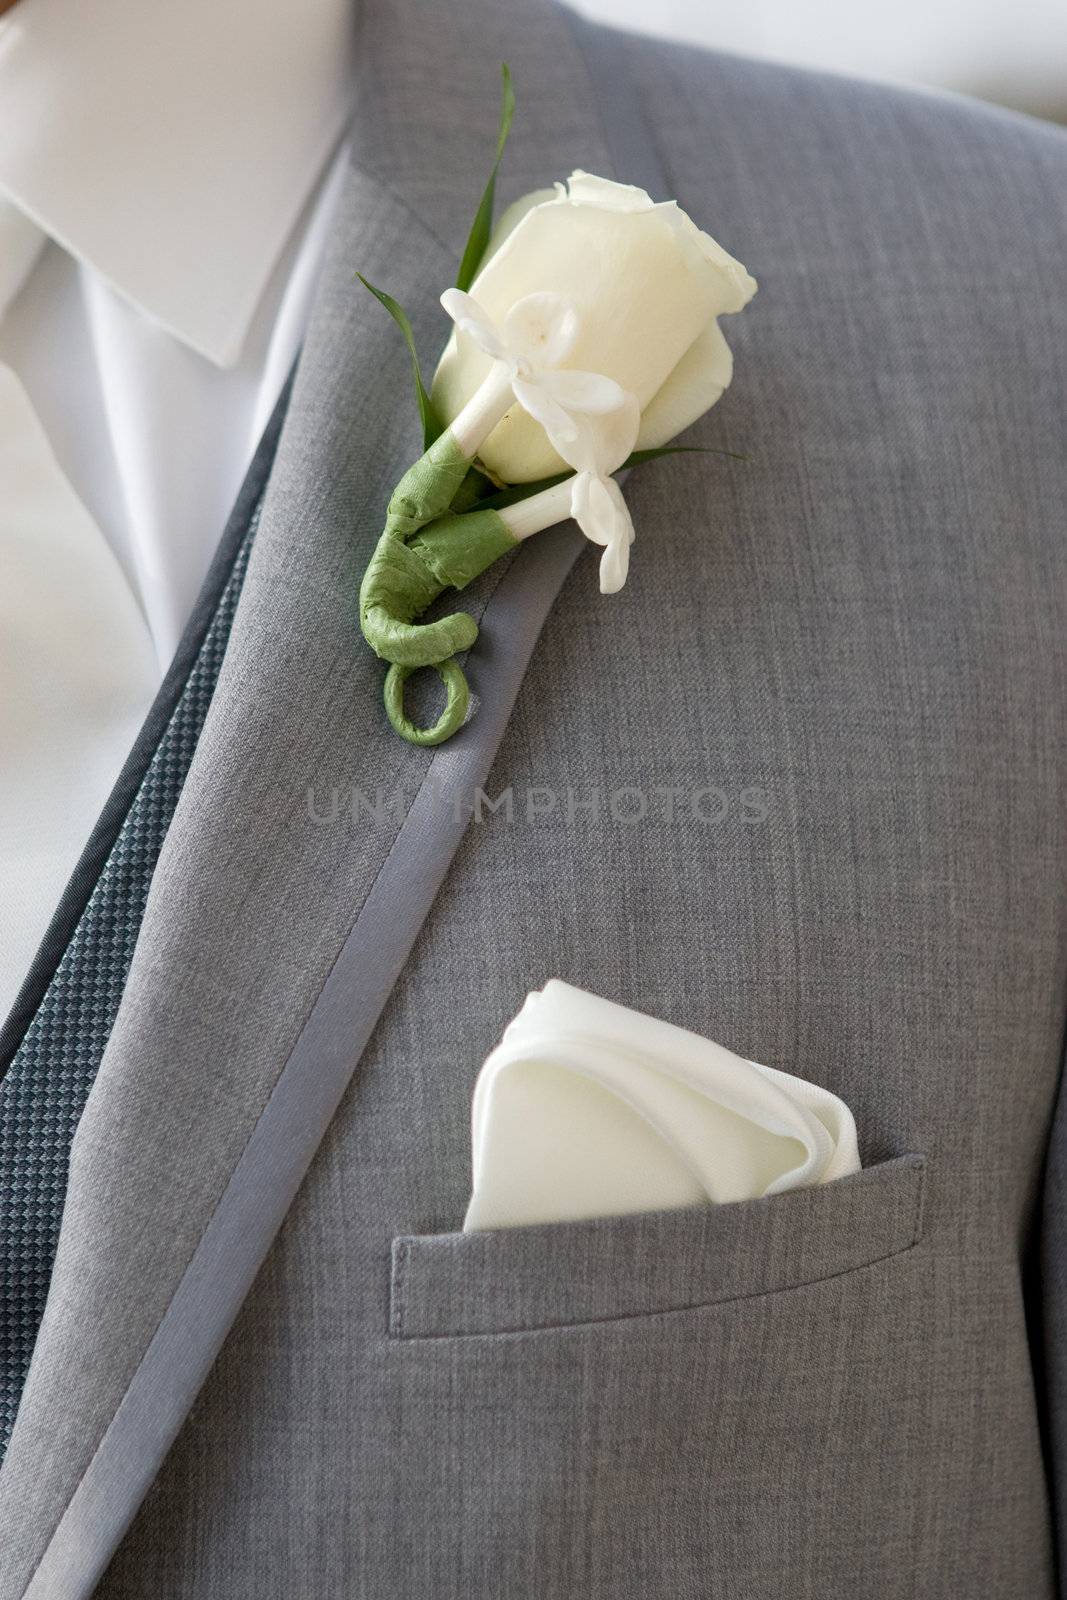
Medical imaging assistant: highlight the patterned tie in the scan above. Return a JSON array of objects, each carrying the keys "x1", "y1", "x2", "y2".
[{"x1": 0, "y1": 502, "x2": 259, "y2": 1456}]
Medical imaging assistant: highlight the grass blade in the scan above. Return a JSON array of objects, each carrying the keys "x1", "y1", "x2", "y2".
[
  {"x1": 455, "y1": 64, "x2": 516, "y2": 292},
  {"x1": 357, "y1": 274, "x2": 443, "y2": 449},
  {"x1": 624, "y1": 444, "x2": 749, "y2": 467}
]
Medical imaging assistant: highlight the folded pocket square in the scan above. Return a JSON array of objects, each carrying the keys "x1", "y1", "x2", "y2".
[{"x1": 463, "y1": 980, "x2": 860, "y2": 1232}]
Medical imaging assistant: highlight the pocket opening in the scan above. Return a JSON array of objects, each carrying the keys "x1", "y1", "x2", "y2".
[{"x1": 389, "y1": 1153, "x2": 927, "y2": 1341}]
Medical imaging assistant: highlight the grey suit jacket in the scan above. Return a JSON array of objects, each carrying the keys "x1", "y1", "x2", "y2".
[{"x1": 2, "y1": 1, "x2": 1067, "y2": 1595}]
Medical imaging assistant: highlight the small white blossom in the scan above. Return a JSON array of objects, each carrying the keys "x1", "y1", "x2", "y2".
[
  {"x1": 556, "y1": 394, "x2": 641, "y2": 595},
  {"x1": 440, "y1": 288, "x2": 626, "y2": 447}
]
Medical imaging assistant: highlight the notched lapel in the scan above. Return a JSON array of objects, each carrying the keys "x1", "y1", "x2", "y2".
[{"x1": 0, "y1": 2, "x2": 614, "y2": 1593}]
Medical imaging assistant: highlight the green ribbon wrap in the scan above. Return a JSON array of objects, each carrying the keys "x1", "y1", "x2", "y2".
[{"x1": 359, "y1": 430, "x2": 519, "y2": 745}]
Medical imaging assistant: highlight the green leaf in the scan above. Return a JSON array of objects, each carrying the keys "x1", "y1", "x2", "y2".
[
  {"x1": 478, "y1": 472, "x2": 570, "y2": 512},
  {"x1": 455, "y1": 63, "x2": 516, "y2": 292},
  {"x1": 479, "y1": 444, "x2": 748, "y2": 510},
  {"x1": 624, "y1": 444, "x2": 750, "y2": 467},
  {"x1": 449, "y1": 466, "x2": 498, "y2": 513},
  {"x1": 357, "y1": 274, "x2": 443, "y2": 449}
]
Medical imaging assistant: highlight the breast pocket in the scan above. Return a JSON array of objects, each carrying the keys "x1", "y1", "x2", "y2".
[{"x1": 389, "y1": 1153, "x2": 926, "y2": 1340}]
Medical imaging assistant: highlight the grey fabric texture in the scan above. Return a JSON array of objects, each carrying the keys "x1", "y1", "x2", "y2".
[
  {"x1": 1045, "y1": 1084, "x2": 1067, "y2": 1575},
  {"x1": 0, "y1": 441, "x2": 276, "y2": 1462},
  {"x1": 0, "y1": 516, "x2": 255, "y2": 1457},
  {"x1": 17, "y1": 519, "x2": 588, "y2": 1600},
  {"x1": 391, "y1": 1156, "x2": 927, "y2": 1339},
  {"x1": 2, "y1": 0, "x2": 1067, "y2": 1594}
]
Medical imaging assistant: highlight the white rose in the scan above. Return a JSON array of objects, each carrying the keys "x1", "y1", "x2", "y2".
[{"x1": 432, "y1": 170, "x2": 757, "y2": 484}]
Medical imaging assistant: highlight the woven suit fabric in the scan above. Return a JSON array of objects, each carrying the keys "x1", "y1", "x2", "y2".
[{"x1": 0, "y1": 512, "x2": 259, "y2": 1456}]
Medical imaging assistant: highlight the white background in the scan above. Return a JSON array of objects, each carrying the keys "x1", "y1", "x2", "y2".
[{"x1": 572, "y1": 0, "x2": 1067, "y2": 123}]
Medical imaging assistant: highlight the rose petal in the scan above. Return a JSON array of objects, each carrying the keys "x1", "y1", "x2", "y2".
[{"x1": 636, "y1": 320, "x2": 734, "y2": 450}]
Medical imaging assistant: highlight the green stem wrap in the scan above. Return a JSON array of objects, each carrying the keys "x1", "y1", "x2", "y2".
[{"x1": 359, "y1": 430, "x2": 519, "y2": 746}]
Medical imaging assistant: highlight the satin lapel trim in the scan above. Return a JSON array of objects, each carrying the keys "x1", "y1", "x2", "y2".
[
  {"x1": 2, "y1": 1, "x2": 617, "y2": 1592},
  {"x1": 22, "y1": 523, "x2": 584, "y2": 1600}
]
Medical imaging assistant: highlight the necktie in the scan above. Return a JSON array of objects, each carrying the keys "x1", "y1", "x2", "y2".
[
  {"x1": 0, "y1": 202, "x2": 159, "y2": 1451},
  {"x1": 0, "y1": 479, "x2": 262, "y2": 1459},
  {"x1": 0, "y1": 342, "x2": 289, "y2": 1457}
]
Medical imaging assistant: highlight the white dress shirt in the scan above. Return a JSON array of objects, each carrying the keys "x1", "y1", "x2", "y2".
[{"x1": 0, "y1": 0, "x2": 355, "y2": 1015}]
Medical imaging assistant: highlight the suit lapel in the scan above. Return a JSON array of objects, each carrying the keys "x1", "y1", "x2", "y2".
[{"x1": 0, "y1": 2, "x2": 614, "y2": 1593}]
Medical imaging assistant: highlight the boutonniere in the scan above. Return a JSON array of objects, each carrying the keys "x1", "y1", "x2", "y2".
[{"x1": 358, "y1": 66, "x2": 756, "y2": 746}]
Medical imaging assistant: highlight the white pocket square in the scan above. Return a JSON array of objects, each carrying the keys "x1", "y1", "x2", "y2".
[{"x1": 464, "y1": 980, "x2": 860, "y2": 1232}]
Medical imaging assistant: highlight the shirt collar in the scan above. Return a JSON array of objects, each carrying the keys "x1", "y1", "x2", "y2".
[{"x1": 0, "y1": 0, "x2": 355, "y2": 367}]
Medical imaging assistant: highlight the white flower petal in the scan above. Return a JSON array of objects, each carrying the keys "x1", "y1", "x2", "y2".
[
  {"x1": 598, "y1": 535, "x2": 631, "y2": 595},
  {"x1": 512, "y1": 377, "x2": 579, "y2": 445},
  {"x1": 480, "y1": 188, "x2": 556, "y2": 265},
  {"x1": 603, "y1": 477, "x2": 635, "y2": 546},
  {"x1": 584, "y1": 475, "x2": 620, "y2": 546},
  {"x1": 569, "y1": 469, "x2": 594, "y2": 535},
  {"x1": 554, "y1": 394, "x2": 641, "y2": 477},
  {"x1": 569, "y1": 471, "x2": 635, "y2": 596},
  {"x1": 440, "y1": 287, "x2": 509, "y2": 361},
  {"x1": 636, "y1": 320, "x2": 734, "y2": 450},
  {"x1": 562, "y1": 171, "x2": 655, "y2": 213},
  {"x1": 538, "y1": 367, "x2": 627, "y2": 416},
  {"x1": 503, "y1": 292, "x2": 580, "y2": 368}
]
